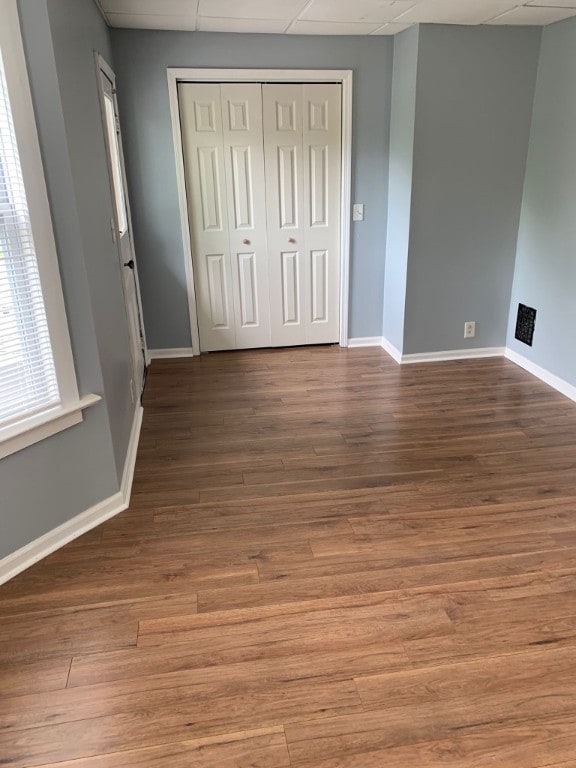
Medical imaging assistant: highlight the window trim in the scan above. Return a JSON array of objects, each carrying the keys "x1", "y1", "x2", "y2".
[{"x1": 0, "y1": 0, "x2": 99, "y2": 460}]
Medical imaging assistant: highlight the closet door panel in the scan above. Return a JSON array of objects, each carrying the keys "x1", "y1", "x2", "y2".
[
  {"x1": 179, "y1": 83, "x2": 236, "y2": 350},
  {"x1": 263, "y1": 84, "x2": 307, "y2": 347},
  {"x1": 221, "y1": 84, "x2": 271, "y2": 348},
  {"x1": 303, "y1": 84, "x2": 342, "y2": 344}
]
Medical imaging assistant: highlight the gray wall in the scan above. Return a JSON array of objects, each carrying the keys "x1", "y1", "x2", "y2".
[
  {"x1": 382, "y1": 26, "x2": 419, "y2": 352},
  {"x1": 1, "y1": 0, "x2": 134, "y2": 559},
  {"x1": 403, "y1": 25, "x2": 541, "y2": 354},
  {"x1": 507, "y1": 17, "x2": 576, "y2": 385},
  {"x1": 110, "y1": 30, "x2": 394, "y2": 346}
]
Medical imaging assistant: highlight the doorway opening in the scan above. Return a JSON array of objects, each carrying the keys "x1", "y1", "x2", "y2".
[{"x1": 96, "y1": 54, "x2": 147, "y2": 397}]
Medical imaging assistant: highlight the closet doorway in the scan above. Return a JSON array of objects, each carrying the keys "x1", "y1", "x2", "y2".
[{"x1": 168, "y1": 69, "x2": 353, "y2": 355}]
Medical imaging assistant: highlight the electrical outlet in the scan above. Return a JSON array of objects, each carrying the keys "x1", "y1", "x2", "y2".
[
  {"x1": 464, "y1": 321, "x2": 476, "y2": 339},
  {"x1": 352, "y1": 203, "x2": 364, "y2": 222}
]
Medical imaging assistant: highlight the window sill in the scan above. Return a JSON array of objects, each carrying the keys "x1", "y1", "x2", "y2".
[{"x1": 0, "y1": 394, "x2": 102, "y2": 460}]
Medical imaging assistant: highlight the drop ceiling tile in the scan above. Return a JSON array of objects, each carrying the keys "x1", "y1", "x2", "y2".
[
  {"x1": 197, "y1": 16, "x2": 289, "y2": 32},
  {"x1": 527, "y1": 0, "x2": 576, "y2": 6},
  {"x1": 198, "y1": 0, "x2": 309, "y2": 21},
  {"x1": 395, "y1": 0, "x2": 515, "y2": 24},
  {"x1": 487, "y1": 5, "x2": 576, "y2": 24},
  {"x1": 101, "y1": 0, "x2": 195, "y2": 12},
  {"x1": 288, "y1": 19, "x2": 383, "y2": 34},
  {"x1": 101, "y1": 0, "x2": 576, "y2": 33},
  {"x1": 370, "y1": 21, "x2": 414, "y2": 33},
  {"x1": 106, "y1": 12, "x2": 197, "y2": 29},
  {"x1": 300, "y1": 0, "x2": 414, "y2": 23}
]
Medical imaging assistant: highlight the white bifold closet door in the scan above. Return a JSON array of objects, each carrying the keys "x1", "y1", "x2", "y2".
[
  {"x1": 179, "y1": 82, "x2": 341, "y2": 352},
  {"x1": 179, "y1": 83, "x2": 270, "y2": 351},
  {"x1": 263, "y1": 84, "x2": 342, "y2": 347}
]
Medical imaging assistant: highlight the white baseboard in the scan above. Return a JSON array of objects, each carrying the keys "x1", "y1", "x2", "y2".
[
  {"x1": 350, "y1": 341, "x2": 576, "y2": 404},
  {"x1": 348, "y1": 336, "x2": 403, "y2": 364},
  {"x1": 505, "y1": 348, "x2": 576, "y2": 403},
  {"x1": 348, "y1": 337, "x2": 502, "y2": 366},
  {"x1": 121, "y1": 404, "x2": 143, "y2": 505},
  {"x1": 0, "y1": 491, "x2": 126, "y2": 586},
  {"x1": 381, "y1": 336, "x2": 402, "y2": 364},
  {"x1": 0, "y1": 404, "x2": 144, "y2": 586},
  {"x1": 347, "y1": 337, "x2": 384, "y2": 348},
  {"x1": 149, "y1": 347, "x2": 195, "y2": 359},
  {"x1": 401, "y1": 347, "x2": 505, "y2": 364}
]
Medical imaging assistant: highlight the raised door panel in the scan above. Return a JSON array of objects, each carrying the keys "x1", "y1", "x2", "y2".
[
  {"x1": 206, "y1": 253, "x2": 231, "y2": 329},
  {"x1": 230, "y1": 146, "x2": 253, "y2": 230},
  {"x1": 281, "y1": 251, "x2": 300, "y2": 325},
  {"x1": 278, "y1": 146, "x2": 299, "y2": 230},
  {"x1": 263, "y1": 84, "x2": 306, "y2": 347},
  {"x1": 237, "y1": 252, "x2": 259, "y2": 327},
  {"x1": 179, "y1": 83, "x2": 236, "y2": 350},
  {"x1": 309, "y1": 145, "x2": 328, "y2": 228},
  {"x1": 197, "y1": 146, "x2": 224, "y2": 232},
  {"x1": 221, "y1": 84, "x2": 271, "y2": 348},
  {"x1": 311, "y1": 249, "x2": 328, "y2": 323},
  {"x1": 303, "y1": 84, "x2": 342, "y2": 344}
]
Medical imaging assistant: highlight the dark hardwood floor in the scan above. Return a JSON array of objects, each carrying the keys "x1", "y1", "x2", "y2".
[{"x1": 2, "y1": 345, "x2": 576, "y2": 766}]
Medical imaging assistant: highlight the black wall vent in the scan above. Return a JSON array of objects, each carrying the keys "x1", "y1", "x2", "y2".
[{"x1": 515, "y1": 303, "x2": 537, "y2": 346}]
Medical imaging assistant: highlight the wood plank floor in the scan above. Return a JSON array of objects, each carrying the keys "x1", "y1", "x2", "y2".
[{"x1": 3, "y1": 345, "x2": 576, "y2": 767}]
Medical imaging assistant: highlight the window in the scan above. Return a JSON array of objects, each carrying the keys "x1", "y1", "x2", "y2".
[
  {"x1": 102, "y1": 83, "x2": 128, "y2": 236},
  {"x1": 0, "y1": 52, "x2": 60, "y2": 426},
  {"x1": 0, "y1": 0, "x2": 98, "y2": 459}
]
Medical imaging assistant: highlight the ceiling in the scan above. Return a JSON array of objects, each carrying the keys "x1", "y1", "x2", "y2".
[{"x1": 97, "y1": 0, "x2": 576, "y2": 34}]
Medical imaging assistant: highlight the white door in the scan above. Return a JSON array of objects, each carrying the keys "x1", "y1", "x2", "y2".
[
  {"x1": 263, "y1": 84, "x2": 342, "y2": 347},
  {"x1": 179, "y1": 83, "x2": 270, "y2": 351},
  {"x1": 179, "y1": 82, "x2": 342, "y2": 352},
  {"x1": 262, "y1": 85, "x2": 305, "y2": 347},
  {"x1": 179, "y1": 84, "x2": 234, "y2": 351},
  {"x1": 98, "y1": 59, "x2": 146, "y2": 396},
  {"x1": 302, "y1": 84, "x2": 342, "y2": 345},
  {"x1": 221, "y1": 84, "x2": 271, "y2": 349}
]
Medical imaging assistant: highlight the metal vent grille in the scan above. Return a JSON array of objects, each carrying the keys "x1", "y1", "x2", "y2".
[{"x1": 515, "y1": 303, "x2": 537, "y2": 346}]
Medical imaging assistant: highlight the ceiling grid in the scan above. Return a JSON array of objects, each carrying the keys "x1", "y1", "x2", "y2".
[{"x1": 98, "y1": 0, "x2": 576, "y2": 34}]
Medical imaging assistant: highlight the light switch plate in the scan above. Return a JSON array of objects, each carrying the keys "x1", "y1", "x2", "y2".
[{"x1": 353, "y1": 203, "x2": 364, "y2": 222}]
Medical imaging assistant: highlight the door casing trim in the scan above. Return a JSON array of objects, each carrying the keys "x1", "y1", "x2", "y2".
[{"x1": 167, "y1": 67, "x2": 353, "y2": 356}]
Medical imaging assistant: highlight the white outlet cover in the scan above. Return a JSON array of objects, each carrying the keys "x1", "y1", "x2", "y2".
[
  {"x1": 464, "y1": 321, "x2": 476, "y2": 338},
  {"x1": 353, "y1": 203, "x2": 364, "y2": 221}
]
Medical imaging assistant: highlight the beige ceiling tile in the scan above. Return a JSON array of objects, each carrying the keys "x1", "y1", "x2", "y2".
[
  {"x1": 395, "y1": 0, "x2": 516, "y2": 24},
  {"x1": 486, "y1": 5, "x2": 576, "y2": 24},
  {"x1": 101, "y1": 0, "x2": 195, "y2": 12},
  {"x1": 370, "y1": 21, "x2": 415, "y2": 33},
  {"x1": 101, "y1": 0, "x2": 576, "y2": 32},
  {"x1": 288, "y1": 19, "x2": 383, "y2": 34},
  {"x1": 106, "y1": 12, "x2": 197, "y2": 29},
  {"x1": 198, "y1": 0, "x2": 309, "y2": 20},
  {"x1": 300, "y1": 0, "x2": 415, "y2": 23},
  {"x1": 197, "y1": 16, "x2": 289, "y2": 32},
  {"x1": 526, "y1": 0, "x2": 576, "y2": 6}
]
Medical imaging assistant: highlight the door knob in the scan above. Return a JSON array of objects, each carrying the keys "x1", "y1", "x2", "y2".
[
  {"x1": 242, "y1": 239, "x2": 251, "y2": 245},
  {"x1": 288, "y1": 237, "x2": 296, "y2": 244},
  {"x1": 123, "y1": 259, "x2": 135, "y2": 270}
]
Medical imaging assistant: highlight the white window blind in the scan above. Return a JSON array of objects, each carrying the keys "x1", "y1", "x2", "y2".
[{"x1": 0, "y1": 48, "x2": 60, "y2": 429}]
